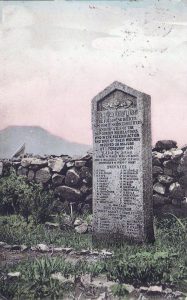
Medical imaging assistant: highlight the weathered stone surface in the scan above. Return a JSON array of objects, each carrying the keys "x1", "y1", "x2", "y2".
[
  {"x1": 17, "y1": 166, "x2": 28, "y2": 176},
  {"x1": 21, "y1": 158, "x2": 33, "y2": 167},
  {"x1": 0, "y1": 162, "x2": 3, "y2": 176},
  {"x1": 66, "y1": 161, "x2": 74, "y2": 168},
  {"x1": 35, "y1": 167, "x2": 51, "y2": 184},
  {"x1": 152, "y1": 157, "x2": 162, "y2": 166},
  {"x1": 75, "y1": 160, "x2": 86, "y2": 168},
  {"x1": 30, "y1": 158, "x2": 48, "y2": 166},
  {"x1": 155, "y1": 140, "x2": 177, "y2": 151},
  {"x1": 85, "y1": 193, "x2": 92, "y2": 203},
  {"x1": 80, "y1": 166, "x2": 92, "y2": 184},
  {"x1": 169, "y1": 182, "x2": 185, "y2": 200},
  {"x1": 147, "y1": 286, "x2": 162, "y2": 295},
  {"x1": 52, "y1": 174, "x2": 65, "y2": 186},
  {"x1": 36, "y1": 243, "x2": 49, "y2": 252},
  {"x1": 75, "y1": 222, "x2": 88, "y2": 234},
  {"x1": 171, "y1": 149, "x2": 183, "y2": 159},
  {"x1": 65, "y1": 168, "x2": 80, "y2": 187},
  {"x1": 8, "y1": 272, "x2": 21, "y2": 278},
  {"x1": 55, "y1": 185, "x2": 81, "y2": 202},
  {"x1": 153, "y1": 182, "x2": 166, "y2": 195},
  {"x1": 48, "y1": 158, "x2": 65, "y2": 173},
  {"x1": 152, "y1": 166, "x2": 164, "y2": 176},
  {"x1": 92, "y1": 81, "x2": 154, "y2": 243},
  {"x1": 27, "y1": 170, "x2": 35, "y2": 181},
  {"x1": 157, "y1": 174, "x2": 173, "y2": 185},
  {"x1": 163, "y1": 150, "x2": 173, "y2": 159}
]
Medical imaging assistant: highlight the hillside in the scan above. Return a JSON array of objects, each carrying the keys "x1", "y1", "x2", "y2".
[{"x1": 0, "y1": 126, "x2": 91, "y2": 158}]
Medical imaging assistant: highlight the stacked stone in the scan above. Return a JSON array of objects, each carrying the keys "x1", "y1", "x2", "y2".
[
  {"x1": 0, "y1": 153, "x2": 92, "y2": 214},
  {"x1": 152, "y1": 140, "x2": 187, "y2": 216}
]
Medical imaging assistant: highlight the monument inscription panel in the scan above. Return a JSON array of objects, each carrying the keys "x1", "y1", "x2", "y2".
[{"x1": 92, "y1": 82, "x2": 154, "y2": 243}]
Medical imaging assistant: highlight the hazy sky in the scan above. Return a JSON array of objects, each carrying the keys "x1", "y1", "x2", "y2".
[{"x1": 0, "y1": 0, "x2": 187, "y2": 146}]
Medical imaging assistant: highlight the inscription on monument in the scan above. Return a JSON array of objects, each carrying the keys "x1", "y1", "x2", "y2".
[{"x1": 92, "y1": 82, "x2": 154, "y2": 243}]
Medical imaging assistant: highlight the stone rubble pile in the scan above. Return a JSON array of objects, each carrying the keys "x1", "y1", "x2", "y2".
[
  {"x1": 0, "y1": 140, "x2": 187, "y2": 216},
  {"x1": 152, "y1": 140, "x2": 187, "y2": 216},
  {"x1": 0, "y1": 153, "x2": 93, "y2": 214}
]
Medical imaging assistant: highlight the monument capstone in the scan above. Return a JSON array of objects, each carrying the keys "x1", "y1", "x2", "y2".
[{"x1": 92, "y1": 81, "x2": 154, "y2": 243}]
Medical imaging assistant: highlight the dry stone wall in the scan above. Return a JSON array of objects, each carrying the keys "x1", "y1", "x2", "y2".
[{"x1": 0, "y1": 140, "x2": 187, "y2": 217}]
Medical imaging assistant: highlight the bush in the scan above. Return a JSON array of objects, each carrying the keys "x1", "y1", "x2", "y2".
[{"x1": 0, "y1": 169, "x2": 55, "y2": 223}]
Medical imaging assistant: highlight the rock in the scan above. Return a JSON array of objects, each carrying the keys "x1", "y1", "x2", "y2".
[
  {"x1": 153, "y1": 194, "x2": 170, "y2": 207},
  {"x1": 124, "y1": 284, "x2": 135, "y2": 294},
  {"x1": 0, "y1": 241, "x2": 7, "y2": 247},
  {"x1": 7, "y1": 272, "x2": 21, "y2": 278},
  {"x1": 51, "y1": 272, "x2": 74, "y2": 283},
  {"x1": 74, "y1": 219, "x2": 83, "y2": 226},
  {"x1": 21, "y1": 158, "x2": 32, "y2": 167},
  {"x1": 53, "y1": 247, "x2": 64, "y2": 252},
  {"x1": 65, "y1": 168, "x2": 80, "y2": 187},
  {"x1": 79, "y1": 249, "x2": 90, "y2": 255},
  {"x1": 48, "y1": 158, "x2": 65, "y2": 173},
  {"x1": 75, "y1": 160, "x2": 86, "y2": 168},
  {"x1": 52, "y1": 174, "x2": 65, "y2": 186},
  {"x1": 155, "y1": 140, "x2": 177, "y2": 151},
  {"x1": 85, "y1": 194, "x2": 92, "y2": 203},
  {"x1": 153, "y1": 182, "x2": 166, "y2": 195},
  {"x1": 17, "y1": 166, "x2": 28, "y2": 176},
  {"x1": 45, "y1": 222, "x2": 59, "y2": 229},
  {"x1": 157, "y1": 174, "x2": 173, "y2": 185},
  {"x1": 163, "y1": 150, "x2": 173, "y2": 159},
  {"x1": 139, "y1": 286, "x2": 149, "y2": 293},
  {"x1": 101, "y1": 250, "x2": 113, "y2": 257},
  {"x1": 55, "y1": 186, "x2": 81, "y2": 202},
  {"x1": 171, "y1": 149, "x2": 183, "y2": 159},
  {"x1": 21, "y1": 245, "x2": 28, "y2": 251},
  {"x1": 147, "y1": 285, "x2": 162, "y2": 295},
  {"x1": 163, "y1": 288, "x2": 172, "y2": 295},
  {"x1": 30, "y1": 158, "x2": 48, "y2": 166},
  {"x1": 152, "y1": 151, "x2": 164, "y2": 159},
  {"x1": 152, "y1": 166, "x2": 163, "y2": 176},
  {"x1": 173, "y1": 291, "x2": 184, "y2": 298},
  {"x1": 80, "y1": 167, "x2": 92, "y2": 184},
  {"x1": 36, "y1": 244, "x2": 50, "y2": 252},
  {"x1": 11, "y1": 245, "x2": 22, "y2": 250},
  {"x1": 27, "y1": 170, "x2": 35, "y2": 181},
  {"x1": 0, "y1": 162, "x2": 3, "y2": 176},
  {"x1": 66, "y1": 161, "x2": 75, "y2": 168},
  {"x1": 152, "y1": 157, "x2": 162, "y2": 166},
  {"x1": 179, "y1": 175, "x2": 187, "y2": 187},
  {"x1": 75, "y1": 222, "x2": 88, "y2": 234},
  {"x1": 169, "y1": 182, "x2": 185, "y2": 200},
  {"x1": 35, "y1": 167, "x2": 51, "y2": 184},
  {"x1": 164, "y1": 168, "x2": 173, "y2": 176}
]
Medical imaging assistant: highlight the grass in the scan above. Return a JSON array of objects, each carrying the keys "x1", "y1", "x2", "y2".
[{"x1": 0, "y1": 214, "x2": 187, "y2": 299}]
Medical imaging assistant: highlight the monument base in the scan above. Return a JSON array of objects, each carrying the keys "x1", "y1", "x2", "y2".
[{"x1": 92, "y1": 231, "x2": 155, "y2": 248}]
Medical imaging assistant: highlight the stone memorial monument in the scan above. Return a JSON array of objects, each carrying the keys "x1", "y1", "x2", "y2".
[{"x1": 92, "y1": 81, "x2": 154, "y2": 243}]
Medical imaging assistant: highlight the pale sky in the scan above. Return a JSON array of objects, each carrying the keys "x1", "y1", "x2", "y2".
[{"x1": 0, "y1": 0, "x2": 187, "y2": 146}]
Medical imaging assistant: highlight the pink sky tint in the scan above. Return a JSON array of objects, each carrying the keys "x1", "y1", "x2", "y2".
[{"x1": 0, "y1": 0, "x2": 187, "y2": 147}]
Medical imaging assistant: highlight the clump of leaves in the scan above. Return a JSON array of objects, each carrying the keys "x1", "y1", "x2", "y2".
[{"x1": 0, "y1": 169, "x2": 55, "y2": 223}]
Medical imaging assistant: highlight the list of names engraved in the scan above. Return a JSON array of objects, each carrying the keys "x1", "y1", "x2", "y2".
[{"x1": 94, "y1": 103, "x2": 144, "y2": 237}]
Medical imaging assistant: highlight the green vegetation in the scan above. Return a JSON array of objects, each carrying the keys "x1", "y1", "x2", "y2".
[
  {"x1": 0, "y1": 172, "x2": 187, "y2": 299},
  {"x1": 0, "y1": 169, "x2": 56, "y2": 223}
]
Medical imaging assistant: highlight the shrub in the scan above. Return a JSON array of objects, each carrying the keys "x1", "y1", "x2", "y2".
[{"x1": 0, "y1": 169, "x2": 55, "y2": 223}]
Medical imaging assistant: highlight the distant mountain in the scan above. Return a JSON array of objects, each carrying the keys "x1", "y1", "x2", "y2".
[{"x1": 0, "y1": 126, "x2": 91, "y2": 158}]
